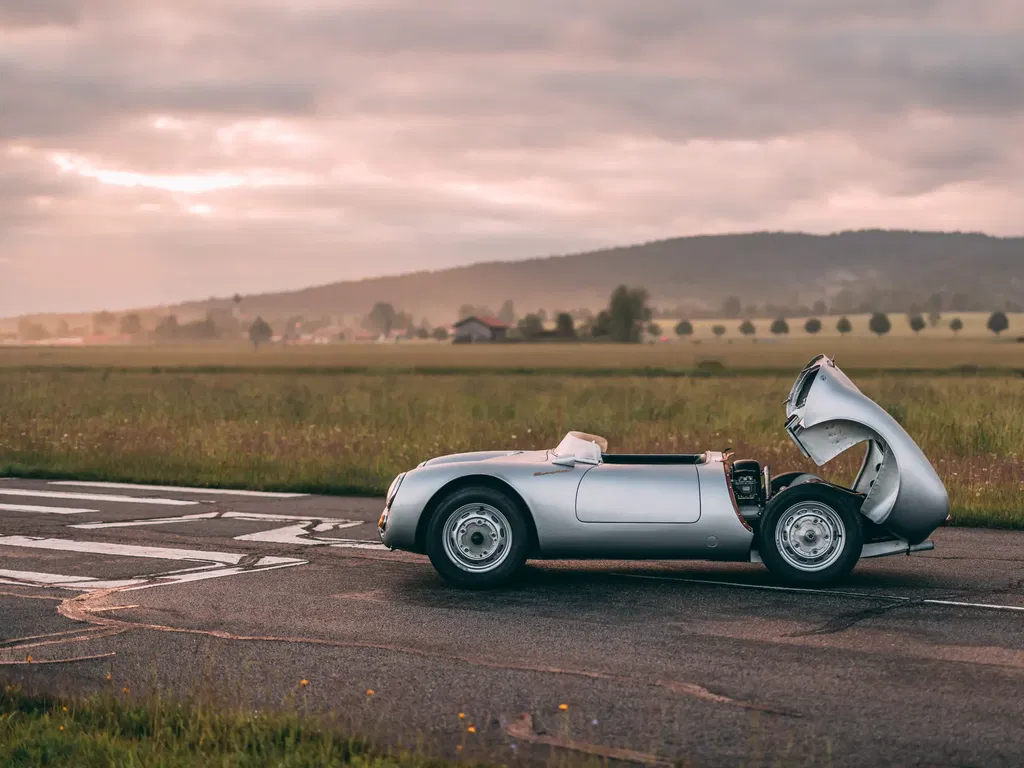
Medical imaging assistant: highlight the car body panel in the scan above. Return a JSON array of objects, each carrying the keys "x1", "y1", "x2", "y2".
[
  {"x1": 784, "y1": 355, "x2": 949, "y2": 543},
  {"x1": 420, "y1": 450, "x2": 522, "y2": 467},
  {"x1": 575, "y1": 463, "x2": 701, "y2": 524}
]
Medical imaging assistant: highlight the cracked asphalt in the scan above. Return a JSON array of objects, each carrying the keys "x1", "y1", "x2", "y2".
[{"x1": 2, "y1": 478, "x2": 1023, "y2": 767}]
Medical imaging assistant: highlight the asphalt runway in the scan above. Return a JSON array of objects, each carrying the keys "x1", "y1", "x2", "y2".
[{"x1": 1, "y1": 476, "x2": 1023, "y2": 766}]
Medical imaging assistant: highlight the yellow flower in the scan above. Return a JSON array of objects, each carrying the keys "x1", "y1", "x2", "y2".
[
  {"x1": 467, "y1": 725, "x2": 476, "y2": 734},
  {"x1": 105, "y1": 674, "x2": 112, "y2": 681},
  {"x1": 456, "y1": 745, "x2": 463, "y2": 752},
  {"x1": 59, "y1": 726, "x2": 64, "y2": 732},
  {"x1": 366, "y1": 689, "x2": 374, "y2": 696},
  {"x1": 559, "y1": 703, "x2": 569, "y2": 711},
  {"x1": 26, "y1": 655, "x2": 32, "y2": 663},
  {"x1": 458, "y1": 712, "x2": 465, "y2": 720},
  {"x1": 62, "y1": 706, "x2": 68, "y2": 712},
  {"x1": 122, "y1": 687, "x2": 129, "y2": 694},
  {"x1": 300, "y1": 679, "x2": 309, "y2": 687}
]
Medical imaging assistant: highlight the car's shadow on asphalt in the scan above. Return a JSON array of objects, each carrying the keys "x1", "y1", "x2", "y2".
[{"x1": 386, "y1": 559, "x2": 945, "y2": 615}]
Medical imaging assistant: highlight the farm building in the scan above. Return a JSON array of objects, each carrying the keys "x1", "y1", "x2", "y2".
[{"x1": 452, "y1": 316, "x2": 508, "y2": 343}]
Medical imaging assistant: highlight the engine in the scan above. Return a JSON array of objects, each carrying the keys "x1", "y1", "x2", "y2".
[{"x1": 730, "y1": 459, "x2": 764, "y2": 507}]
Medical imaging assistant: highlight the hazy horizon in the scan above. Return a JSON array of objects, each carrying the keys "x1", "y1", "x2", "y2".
[{"x1": 3, "y1": 1, "x2": 1023, "y2": 316}]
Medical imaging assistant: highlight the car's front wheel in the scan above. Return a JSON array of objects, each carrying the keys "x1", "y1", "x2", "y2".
[
  {"x1": 758, "y1": 484, "x2": 863, "y2": 586},
  {"x1": 426, "y1": 486, "x2": 530, "y2": 588}
]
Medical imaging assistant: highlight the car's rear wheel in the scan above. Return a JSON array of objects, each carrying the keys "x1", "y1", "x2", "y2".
[
  {"x1": 426, "y1": 486, "x2": 530, "y2": 588},
  {"x1": 758, "y1": 484, "x2": 863, "y2": 586}
]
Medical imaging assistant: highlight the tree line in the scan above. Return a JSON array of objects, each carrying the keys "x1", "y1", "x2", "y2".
[
  {"x1": 509, "y1": 287, "x2": 1013, "y2": 343},
  {"x1": 11, "y1": 290, "x2": 1015, "y2": 345},
  {"x1": 671, "y1": 311, "x2": 1004, "y2": 339}
]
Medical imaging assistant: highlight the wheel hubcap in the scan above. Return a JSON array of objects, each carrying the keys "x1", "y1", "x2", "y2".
[
  {"x1": 442, "y1": 503, "x2": 512, "y2": 573},
  {"x1": 775, "y1": 501, "x2": 845, "y2": 572}
]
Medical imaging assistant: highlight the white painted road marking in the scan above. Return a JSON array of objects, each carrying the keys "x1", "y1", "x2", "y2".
[
  {"x1": 49, "y1": 481, "x2": 308, "y2": 499},
  {"x1": 0, "y1": 569, "x2": 148, "y2": 590},
  {"x1": 72, "y1": 511, "x2": 363, "y2": 530},
  {"x1": 329, "y1": 539, "x2": 389, "y2": 551},
  {"x1": 0, "y1": 534, "x2": 307, "y2": 592},
  {"x1": 235, "y1": 523, "x2": 369, "y2": 545},
  {"x1": 918, "y1": 598, "x2": 1024, "y2": 613},
  {"x1": 0, "y1": 534, "x2": 297, "y2": 566},
  {"x1": 0, "y1": 502, "x2": 98, "y2": 515},
  {"x1": 70, "y1": 510, "x2": 384, "y2": 548},
  {"x1": 0, "y1": 489, "x2": 198, "y2": 506},
  {"x1": 71, "y1": 512, "x2": 222, "y2": 529},
  {"x1": 613, "y1": 573, "x2": 1024, "y2": 614}
]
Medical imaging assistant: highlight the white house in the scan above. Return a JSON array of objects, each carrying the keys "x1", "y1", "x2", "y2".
[{"x1": 452, "y1": 316, "x2": 509, "y2": 343}]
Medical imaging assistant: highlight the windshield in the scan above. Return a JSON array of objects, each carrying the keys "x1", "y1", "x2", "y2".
[{"x1": 552, "y1": 431, "x2": 607, "y2": 462}]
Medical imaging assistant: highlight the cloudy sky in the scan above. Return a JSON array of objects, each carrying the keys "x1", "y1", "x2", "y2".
[{"x1": 1, "y1": 0, "x2": 1022, "y2": 316}]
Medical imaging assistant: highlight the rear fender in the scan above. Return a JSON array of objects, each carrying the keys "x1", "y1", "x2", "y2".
[{"x1": 784, "y1": 357, "x2": 948, "y2": 543}]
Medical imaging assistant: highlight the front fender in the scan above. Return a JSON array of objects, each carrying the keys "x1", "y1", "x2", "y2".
[{"x1": 380, "y1": 451, "x2": 572, "y2": 552}]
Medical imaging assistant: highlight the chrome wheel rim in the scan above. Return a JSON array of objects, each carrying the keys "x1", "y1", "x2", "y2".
[
  {"x1": 775, "y1": 501, "x2": 845, "y2": 572},
  {"x1": 442, "y1": 503, "x2": 512, "y2": 573}
]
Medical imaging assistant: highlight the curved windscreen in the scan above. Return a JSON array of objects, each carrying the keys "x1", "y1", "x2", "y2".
[{"x1": 552, "y1": 432, "x2": 606, "y2": 463}]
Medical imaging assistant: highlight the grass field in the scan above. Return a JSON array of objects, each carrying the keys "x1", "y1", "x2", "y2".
[
  {"x1": 3, "y1": 335, "x2": 1024, "y2": 374},
  {"x1": 0, "y1": 683, "x2": 439, "y2": 768},
  {"x1": 0, "y1": 368, "x2": 1020, "y2": 527}
]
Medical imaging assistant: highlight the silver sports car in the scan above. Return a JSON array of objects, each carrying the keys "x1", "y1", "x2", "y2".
[{"x1": 378, "y1": 355, "x2": 950, "y2": 588}]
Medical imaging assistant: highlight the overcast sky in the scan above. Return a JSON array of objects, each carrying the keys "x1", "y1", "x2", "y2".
[{"x1": 1, "y1": 0, "x2": 1022, "y2": 316}]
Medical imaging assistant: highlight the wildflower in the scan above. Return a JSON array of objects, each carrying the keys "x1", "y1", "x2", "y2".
[
  {"x1": 59, "y1": 726, "x2": 64, "y2": 732},
  {"x1": 62, "y1": 706, "x2": 68, "y2": 712},
  {"x1": 122, "y1": 687, "x2": 129, "y2": 694},
  {"x1": 366, "y1": 689, "x2": 374, "y2": 696},
  {"x1": 26, "y1": 655, "x2": 32, "y2": 663},
  {"x1": 458, "y1": 712, "x2": 465, "y2": 720},
  {"x1": 559, "y1": 703, "x2": 568, "y2": 711},
  {"x1": 105, "y1": 673, "x2": 112, "y2": 681},
  {"x1": 300, "y1": 679, "x2": 309, "y2": 687},
  {"x1": 456, "y1": 745, "x2": 463, "y2": 752},
  {"x1": 467, "y1": 725, "x2": 476, "y2": 734}
]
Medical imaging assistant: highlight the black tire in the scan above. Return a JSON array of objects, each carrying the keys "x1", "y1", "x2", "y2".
[
  {"x1": 758, "y1": 484, "x2": 863, "y2": 586},
  {"x1": 425, "y1": 486, "x2": 530, "y2": 589}
]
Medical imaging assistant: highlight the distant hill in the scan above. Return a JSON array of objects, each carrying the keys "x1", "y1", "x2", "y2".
[
  {"x1": 176, "y1": 230, "x2": 1021, "y2": 325},
  {"x1": 5, "y1": 230, "x2": 1023, "y2": 336}
]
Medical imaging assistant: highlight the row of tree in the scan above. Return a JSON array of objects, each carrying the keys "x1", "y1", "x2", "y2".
[
  {"x1": 513, "y1": 288, "x2": 1014, "y2": 343},
  {"x1": 712, "y1": 292, "x2": 1023, "y2": 321},
  {"x1": 672, "y1": 312, "x2": 1001, "y2": 338}
]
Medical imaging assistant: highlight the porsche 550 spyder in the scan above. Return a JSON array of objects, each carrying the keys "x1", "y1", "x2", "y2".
[{"x1": 378, "y1": 355, "x2": 950, "y2": 588}]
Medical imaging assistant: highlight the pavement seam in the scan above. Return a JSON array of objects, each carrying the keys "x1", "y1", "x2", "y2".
[
  {"x1": 0, "y1": 628, "x2": 126, "y2": 653},
  {"x1": 1, "y1": 626, "x2": 108, "y2": 647},
  {"x1": 0, "y1": 651, "x2": 116, "y2": 666},
  {"x1": 504, "y1": 712, "x2": 673, "y2": 767}
]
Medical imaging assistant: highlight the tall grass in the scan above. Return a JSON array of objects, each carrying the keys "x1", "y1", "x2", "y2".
[
  {"x1": 0, "y1": 683, "x2": 434, "y2": 768},
  {"x1": 0, "y1": 371, "x2": 1021, "y2": 526}
]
